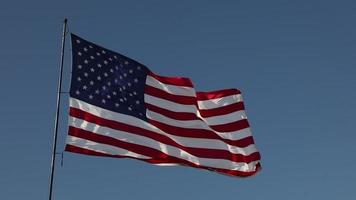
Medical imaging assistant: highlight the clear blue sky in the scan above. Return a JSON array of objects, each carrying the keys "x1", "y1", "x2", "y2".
[{"x1": 1, "y1": 0, "x2": 355, "y2": 199}]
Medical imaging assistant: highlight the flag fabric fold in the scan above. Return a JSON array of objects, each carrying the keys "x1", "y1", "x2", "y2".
[{"x1": 65, "y1": 33, "x2": 261, "y2": 177}]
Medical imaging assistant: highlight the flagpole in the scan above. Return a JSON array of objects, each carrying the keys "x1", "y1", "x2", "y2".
[{"x1": 48, "y1": 18, "x2": 68, "y2": 200}]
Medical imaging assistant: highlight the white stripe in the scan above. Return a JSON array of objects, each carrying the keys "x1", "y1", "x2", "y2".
[
  {"x1": 217, "y1": 127, "x2": 253, "y2": 141},
  {"x1": 197, "y1": 94, "x2": 243, "y2": 110},
  {"x1": 201, "y1": 110, "x2": 247, "y2": 126},
  {"x1": 146, "y1": 109, "x2": 204, "y2": 129},
  {"x1": 144, "y1": 94, "x2": 197, "y2": 113},
  {"x1": 70, "y1": 97, "x2": 253, "y2": 141},
  {"x1": 68, "y1": 120, "x2": 259, "y2": 171},
  {"x1": 146, "y1": 75, "x2": 196, "y2": 97},
  {"x1": 66, "y1": 135, "x2": 151, "y2": 159},
  {"x1": 152, "y1": 163, "x2": 179, "y2": 166}
]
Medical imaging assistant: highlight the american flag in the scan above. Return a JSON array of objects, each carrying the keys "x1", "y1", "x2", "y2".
[{"x1": 65, "y1": 34, "x2": 261, "y2": 177}]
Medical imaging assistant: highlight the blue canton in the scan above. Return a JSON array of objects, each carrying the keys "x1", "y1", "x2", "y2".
[{"x1": 70, "y1": 34, "x2": 149, "y2": 121}]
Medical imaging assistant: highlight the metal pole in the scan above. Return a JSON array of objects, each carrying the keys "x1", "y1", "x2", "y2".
[{"x1": 48, "y1": 18, "x2": 68, "y2": 200}]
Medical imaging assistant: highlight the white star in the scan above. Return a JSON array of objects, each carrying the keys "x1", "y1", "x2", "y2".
[
  {"x1": 127, "y1": 82, "x2": 131, "y2": 87},
  {"x1": 84, "y1": 72, "x2": 88, "y2": 77},
  {"x1": 123, "y1": 73, "x2": 127, "y2": 77},
  {"x1": 133, "y1": 91, "x2": 137, "y2": 95},
  {"x1": 75, "y1": 90, "x2": 80, "y2": 95},
  {"x1": 119, "y1": 75, "x2": 123, "y2": 80},
  {"x1": 89, "y1": 95, "x2": 93, "y2": 99},
  {"x1": 84, "y1": 60, "x2": 88, "y2": 64},
  {"x1": 104, "y1": 60, "x2": 108, "y2": 65},
  {"x1": 107, "y1": 82, "x2": 111, "y2": 86},
  {"x1": 129, "y1": 93, "x2": 133, "y2": 97},
  {"x1": 113, "y1": 91, "x2": 117, "y2": 95},
  {"x1": 90, "y1": 68, "x2": 95, "y2": 72},
  {"x1": 114, "y1": 79, "x2": 118, "y2": 83},
  {"x1": 83, "y1": 47, "x2": 88, "y2": 52},
  {"x1": 128, "y1": 107, "x2": 132, "y2": 111},
  {"x1": 124, "y1": 61, "x2": 129, "y2": 65},
  {"x1": 78, "y1": 52, "x2": 82, "y2": 56},
  {"x1": 90, "y1": 56, "x2": 95, "y2": 59},
  {"x1": 135, "y1": 100, "x2": 140, "y2": 104},
  {"x1": 107, "y1": 95, "x2": 111, "y2": 99},
  {"x1": 77, "y1": 77, "x2": 81, "y2": 81},
  {"x1": 115, "y1": 66, "x2": 119, "y2": 70},
  {"x1": 90, "y1": 81, "x2": 94, "y2": 85},
  {"x1": 124, "y1": 97, "x2": 127, "y2": 101},
  {"x1": 102, "y1": 85, "x2": 106, "y2": 90},
  {"x1": 102, "y1": 50, "x2": 106, "y2": 54},
  {"x1": 76, "y1": 39, "x2": 80, "y2": 43},
  {"x1": 110, "y1": 69, "x2": 114, "y2": 73},
  {"x1": 129, "y1": 69, "x2": 133, "y2": 74},
  {"x1": 97, "y1": 64, "x2": 102, "y2": 68},
  {"x1": 122, "y1": 86, "x2": 126, "y2": 90},
  {"x1": 134, "y1": 78, "x2": 138, "y2": 83},
  {"x1": 119, "y1": 87, "x2": 122, "y2": 92},
  {"x1": 97, "y1": 76, "x2": 101, "y2": 80},
  {"x1": 137, "y1": 66, "x2": 141, "y2": 70},
  {"x1": 89, "y1": 45, "x2": 93, "y2": 48},
  {"x1": 114, "y1": 55, "x2": 117, "y2": 59},
  {"x1": 78, "y1": 65, "x2": 82, "y2": 69},
  {"x1": 109, "y1": 58, "x2": 113, "y2": 61},
  {"x1": 115, "y1": 103, "x2": 119, "y2": 107},
  {"x1": 119, "y1": 98, "x2": 124, "y2": 102},
  {"x1": 95, "y1": 89, "x2": 100, "y2": 94},
  {"x1": 102, "y1": 99, "x2": 106, "y2": 104},
  {"x1": 96, "y1": 52, "x2": 101, "y2": 56},
  {"x1": 83, "y1": 85, "x2": 87, "y2": 90},
  {"x1": 104, "y1": 72, "x2": 108, "y2": 77}
]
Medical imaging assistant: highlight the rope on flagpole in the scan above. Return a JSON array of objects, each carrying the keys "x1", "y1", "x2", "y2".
[{"x1": 48, "y1": 18, "x2": 68, "y2": 200}]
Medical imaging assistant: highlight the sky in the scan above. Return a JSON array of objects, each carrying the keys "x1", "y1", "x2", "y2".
[{"x1": 0, "y1": 0, "x2": 355, "y2": 199}]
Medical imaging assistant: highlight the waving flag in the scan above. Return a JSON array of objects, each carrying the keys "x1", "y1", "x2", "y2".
[{"x1": 65, "y1": 34, "x2": 261, "y2": 177}]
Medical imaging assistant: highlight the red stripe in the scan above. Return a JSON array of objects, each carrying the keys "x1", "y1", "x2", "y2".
[
  {"x1": 65, "y1": 145, "x2": 261, "y2": 177},
  {"x1": 145, "y1": 85, "x2": 197, "y2": 105},
  {"x1": 66, "y1": 144, "x2": 177, "y2": 163},
  {"x1": 147, "y1": 118, "x2": 254, "y2": 147},
  {"x1": 70, "y1": 107, "x2": 254, "y2": 148},
  {"x1": 68, "y1": 126, "x2": 260, "y2": 163},
  {"x1": 65, "y1": 144, "x2": 128, "y2": 158},
  {"x1": 199, "y1": 102, "x2": 245, "y2": 118},
  {"x1": 148, "y1": 71, "x2": 194, "y2": 87},
  {"x1": 196, "y1": 89, "x2": 241, "y2": 100},
  {"x1": 209, "y1": 119, "x2": 250, "y2": 132},
  {"x1": 145, "y1": 103, "x2": 199, "y2": 121}
]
